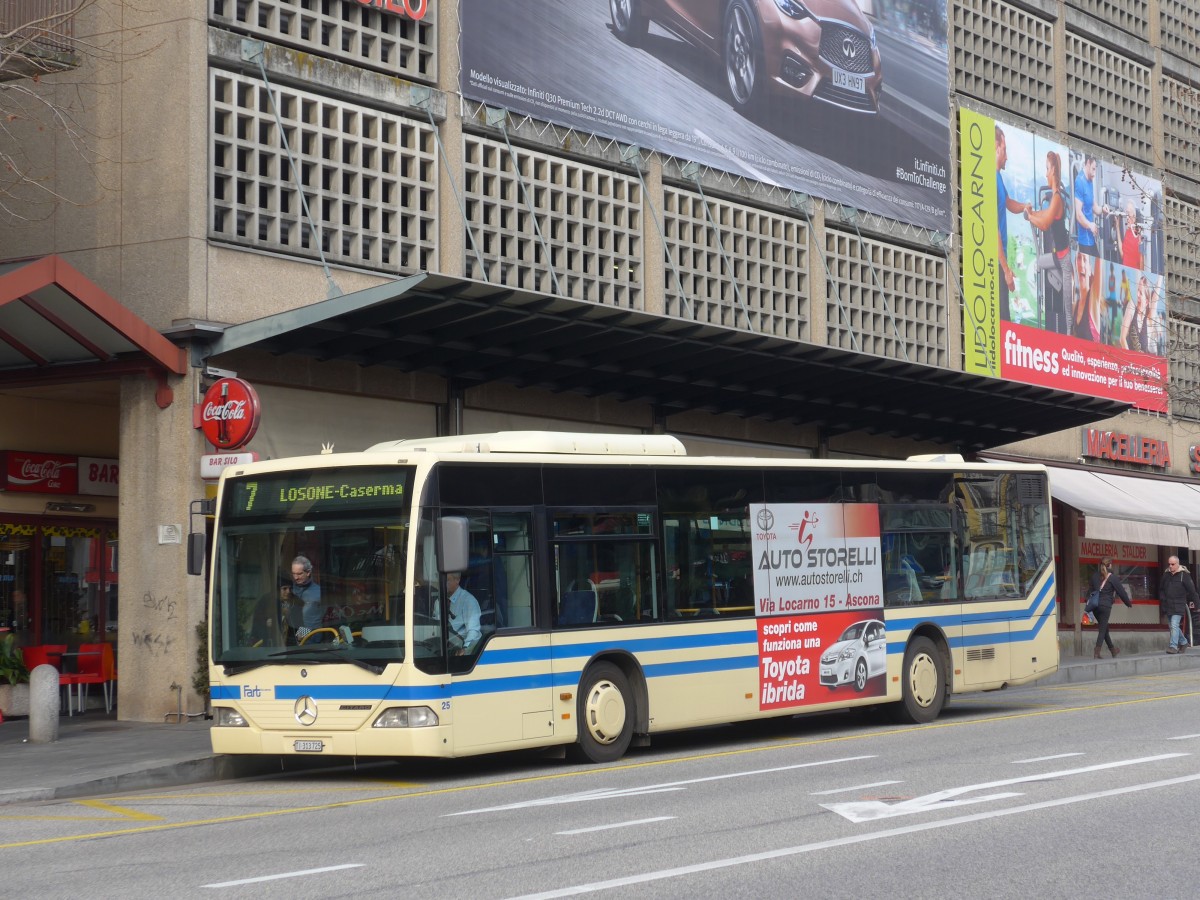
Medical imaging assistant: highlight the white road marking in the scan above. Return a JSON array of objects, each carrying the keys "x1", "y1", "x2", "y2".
[
  {"x1": 506, "y1": 773, "x2": 1200, "y2": 899},
  {"x1": 1167, "y1": 734, "x2": 1200, "y2": 741},
  {"x1": 809, "y1": 780, "x2": 903, "y2": 796},
  {"x1": 447, "y1": 755, "x2": 875, "y2": 815},
  {"x1": 203, "y1": 864, "x2": 363, "y2": 888},
  {"x1": 1012, "y1": 753, "x2": 1085, "y2": 764},
  {"x1": 557, "y1": 817, "x2": 676, "y2": 835},
  {"x1": 822, "y1": 753, "x2": 1185, "y2": 822}
]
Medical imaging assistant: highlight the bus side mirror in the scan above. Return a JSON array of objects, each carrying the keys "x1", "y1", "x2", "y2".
[
  {"x1": 187, "y1": 532, "x2": 207, "y2": 576},
  {"x1": 186, "y1": 497, "x2": 215, "y2": 576},
  {"x1": 437, "y1": 516, "x2": 470, "y2": 574}
]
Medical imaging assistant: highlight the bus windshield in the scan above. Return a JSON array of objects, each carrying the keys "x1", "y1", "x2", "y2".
[{"x1": 211, "y1": 467, "x2": 413, "y2": 671}]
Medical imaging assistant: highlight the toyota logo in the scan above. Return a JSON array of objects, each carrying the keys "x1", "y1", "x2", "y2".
[
  {"x1": 843, "y1": 37, "x2": 857, "y2": 59},
  {"x1": 757, "y1": 508, "x2": 775, "y2": 531},
  {"x1": 294, "y1": 695, "x2": 318, "y2": 726}
]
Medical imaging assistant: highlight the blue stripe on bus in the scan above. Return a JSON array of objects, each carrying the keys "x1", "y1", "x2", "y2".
[
  {"x1": 481, "y1": 628, "x2": 756, "y2": 665},
  {"x1": 884, "y1": 577, "x2": 1057, "y2": 653},
  {"x1": 212, "y1": 579, "x2": 1059, "y2": 702}
]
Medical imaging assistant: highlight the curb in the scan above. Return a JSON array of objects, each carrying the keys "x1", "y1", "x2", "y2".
[
  {"x1": 0, "y1": 752, "x2": 368, "y2": 806},
  {"x1": 1041, "y1": 651, "x2": 1200, "y2": 685}
]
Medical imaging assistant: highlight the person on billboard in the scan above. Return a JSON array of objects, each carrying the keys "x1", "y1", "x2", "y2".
[
  {"x1": 1120, "y1": 202, "x2": 1142, "y2": 269},
  {"x1": 1024, "y1": 150, "x2": 1072, "y2": 334},
  {"x1": 1071, "y1": 251, "x2": 1102, "y2": 342},
  {"x1": 1159, "y1": 556, "x2": 1199, "y2": 653},
  {"x1": 1119, "y1": 275, "x2": 1150, "y2": 353},
  {"x1": 1073, "y1": 154, "x2": 1109, "y2": 258},
  {"x1": 995, "y1": 126, "x2": 1032, "y2": 322},
  {"x1": 1088, "y1": 557, "x2": 1132, "y2": 659}
]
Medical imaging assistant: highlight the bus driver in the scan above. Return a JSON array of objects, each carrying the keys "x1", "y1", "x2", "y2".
[{"x1": 436, "y1": 571, "x2": 481, "y2": 654}]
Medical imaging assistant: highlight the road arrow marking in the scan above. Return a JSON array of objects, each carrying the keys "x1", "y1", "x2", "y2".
[
  {"x1": 822, "y1": 753, "x2": 1186, "y2": 822},
  {"x1": 448, "y1": 755, "x2": 875, "y2": 815}
]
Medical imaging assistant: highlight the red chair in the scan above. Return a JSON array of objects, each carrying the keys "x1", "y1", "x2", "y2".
[
  {"x1": 62, "y1": 643, "x2": 116, "y2": 714},
  {"x1": 20, "y1": 644, "x2": 74, "y2": 713},
  {"x1": 20, "y1": 644, "x2": 65, "y2": 670}
]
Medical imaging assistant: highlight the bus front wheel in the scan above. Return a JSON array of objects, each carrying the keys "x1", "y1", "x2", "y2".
[
  {"x1": 893, "y1": 636, "x2": 945, "y2": 724},
  {"x1": 570, "y1": 662, "x2": 634, "y2": 763}
]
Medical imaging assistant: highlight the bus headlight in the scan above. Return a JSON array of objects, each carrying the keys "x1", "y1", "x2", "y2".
[
  {"x1": 214, "y1": 707, "x2": 248, "y2": 727},
  {"x1": 373, "y1": 706, "x2": 439, "y2": 728}
]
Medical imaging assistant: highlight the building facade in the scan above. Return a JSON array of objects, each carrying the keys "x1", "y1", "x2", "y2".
[{"x1": 1, "y1": 0, "x2": 1199, "y2": 719}]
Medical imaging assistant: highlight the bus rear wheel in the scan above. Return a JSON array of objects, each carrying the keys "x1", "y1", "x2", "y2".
[
  {"x1": 892, "y1": 636, "x2": 946, "y2": 724},
  {"x1": 570, "y1": 662, "x2": 634, "y2": 763}
]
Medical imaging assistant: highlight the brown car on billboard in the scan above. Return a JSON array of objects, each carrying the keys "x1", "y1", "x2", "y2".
[{"x1": 609, "y1": 0, "x2": 882, "y2": 115}]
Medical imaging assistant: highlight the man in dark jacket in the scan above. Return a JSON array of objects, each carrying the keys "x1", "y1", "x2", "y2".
[{"x1": 1159, "y1": 556, "x2": 1200, "y2": 653}]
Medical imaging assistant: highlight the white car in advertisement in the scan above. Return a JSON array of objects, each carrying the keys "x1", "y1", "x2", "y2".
[{"x1": 819, "y1": 619, "x2": 886, "y2": 691}]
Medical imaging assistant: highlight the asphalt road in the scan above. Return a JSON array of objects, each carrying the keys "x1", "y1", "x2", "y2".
[
  {"x1": 4, "y1": 668, "x2": 1198, "y2": 898},
  {"x1": 461, "y1": 0, "x2": 952, "y2": 230}
]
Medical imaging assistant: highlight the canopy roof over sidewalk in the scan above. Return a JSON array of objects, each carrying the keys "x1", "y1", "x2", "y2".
[
  {"x1": 1045, "y1": 466, "x2": 1200, "y2": 550},
  {"x1": 0, "y1": 255, "x2": 187, "y2": 406},
  {"x1": 190, "y1": 272, "x2": 1126, "y2": 451}
]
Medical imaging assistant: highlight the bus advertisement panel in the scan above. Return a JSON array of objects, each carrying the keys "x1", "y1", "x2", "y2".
[{"x1": 752, "y1": 502, "x2": 885, "y2": 708}]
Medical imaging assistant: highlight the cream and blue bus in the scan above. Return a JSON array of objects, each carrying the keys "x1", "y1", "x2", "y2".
[{"x1": 199, "y1": 432, "x2": 1058, "y2": 763}]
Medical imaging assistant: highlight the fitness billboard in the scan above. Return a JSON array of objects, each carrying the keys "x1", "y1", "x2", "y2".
[{"x1": 960, "y1": 109, "x2": 1168, "y2": 412}]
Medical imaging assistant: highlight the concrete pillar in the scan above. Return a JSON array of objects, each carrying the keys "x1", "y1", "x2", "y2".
[
  {"x1": 28, "y1": 664, "x2": 60, "y2": 743},
  {"x1": 118, "y1": 370, "x2": 206, "y2": 721}
]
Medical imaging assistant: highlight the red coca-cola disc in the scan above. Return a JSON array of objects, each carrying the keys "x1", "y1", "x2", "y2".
[{"x1": 200, "y1": 377, "x2": 261, "y2": 450}]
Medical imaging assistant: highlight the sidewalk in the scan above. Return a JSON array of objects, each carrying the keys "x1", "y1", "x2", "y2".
[{"x1": 1, "y1": 649, "x2": 1198, "y2": 806}]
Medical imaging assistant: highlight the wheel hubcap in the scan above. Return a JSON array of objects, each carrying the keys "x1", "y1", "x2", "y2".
[
  {"x1": 584, "y1": 679, "x2": 626, "y2": 745},
  {"x1": 612, "y1": 0, "x2": 630, "y2": 28},
  {"x1": 908, "y1": 652, "x2": 938, "y2": 707},
  {"x1": 727, "y1": 11, "x2": 754, "y2": 100}
]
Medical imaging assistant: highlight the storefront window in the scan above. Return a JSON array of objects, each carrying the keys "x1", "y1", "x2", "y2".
[
  {"x1": 0, "y1": 525, "x2": 34, "y2": 636},
  {"x1": 1078, "y1": 540, "x2": 1158, "y2": 625}
]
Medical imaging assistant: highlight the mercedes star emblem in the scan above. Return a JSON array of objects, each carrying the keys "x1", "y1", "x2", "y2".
[{"x1": 294, "y1": 695, "x2": 318, "y2": 726}]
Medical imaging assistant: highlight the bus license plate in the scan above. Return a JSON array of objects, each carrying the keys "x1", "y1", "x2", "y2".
[
  {"x1": 831, "y1": 67, "x2": 865, "y2": 93},
  {"x1": 294, "y1": 740, "x2": 324, "y2": 752}
]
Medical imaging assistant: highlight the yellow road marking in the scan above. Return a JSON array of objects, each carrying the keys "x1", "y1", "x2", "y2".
[
  {"x1": 75, "y1": 800, "x2": 164, "y2": 821},
  {"x1": 2, "y1": 688, "x2": 1198, "y2": 850}
]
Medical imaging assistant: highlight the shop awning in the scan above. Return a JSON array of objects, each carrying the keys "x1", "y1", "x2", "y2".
[
  {"x1": 1047, "y1": 466, "x2": 1200, "y2": 549},
  {"x1": 187, "y1": 272, "x2": 1127, "y2": 451},
  {"x1": 0, "y1": 255, "x2": 187, "y2": 405}
]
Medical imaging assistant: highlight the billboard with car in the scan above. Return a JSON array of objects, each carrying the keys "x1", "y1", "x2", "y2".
[
  {"x1": 960, "y1": 109, "x2": 1168, "y2": 412},
  {"x1": 460, "y1": 0, "x2": 952, "y2": 230}
]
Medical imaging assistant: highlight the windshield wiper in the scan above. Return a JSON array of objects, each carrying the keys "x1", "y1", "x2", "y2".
[
  {"x1": 222, "y1": 660, "x2": 269, "y2": 676},
  {"x1": 268, "y1": 645, "x2": 386, "y2": 675}
]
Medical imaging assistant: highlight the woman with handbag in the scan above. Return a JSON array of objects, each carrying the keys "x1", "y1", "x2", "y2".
[{"x1": 1090, "y1": 557, "x2": 1132, "y2": 658}]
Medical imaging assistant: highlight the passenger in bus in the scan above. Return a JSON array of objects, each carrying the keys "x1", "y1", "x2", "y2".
[
  {"x1": 290, "y1": 555, "x2": 323, "y2": 639},
  {"x1": 249, "y1": 578, "x2": 294, "y2": 647},
  {"x1": 436, "y1": 571, "x2": 481, "y2": 654}
]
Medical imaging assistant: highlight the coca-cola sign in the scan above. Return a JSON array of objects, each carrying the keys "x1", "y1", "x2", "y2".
[
  {"x1": 1, "y1": 451, "x2": 80, "y2": 494},
  {"x1": 200, "y1": 377, "x2": 261, "y2": 450},
  {"x1": 354, "y1": 0, "x2": 428, "y2": 20}
]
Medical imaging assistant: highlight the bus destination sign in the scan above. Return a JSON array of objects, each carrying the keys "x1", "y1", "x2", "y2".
[{"x1": 226, "y1": 468, "x2": 409, "y2": 518}]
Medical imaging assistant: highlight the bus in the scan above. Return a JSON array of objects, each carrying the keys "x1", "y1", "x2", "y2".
[{"x1": 196, "y1": 431, "x2": 1058, "y2": 763}]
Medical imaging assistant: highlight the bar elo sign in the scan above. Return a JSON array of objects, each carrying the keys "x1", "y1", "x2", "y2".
[{"x1": 201, "y1": 377, "x2": 261, "y2": 450}]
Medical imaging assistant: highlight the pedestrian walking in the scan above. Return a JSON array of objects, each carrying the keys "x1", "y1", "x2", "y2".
[
  {"x1": 1159, "y1": 555, "x2": 1199, "y2": 653},
  {"x1": 1090, "y1": 557, "x2": 1132, "y2": 658}
]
